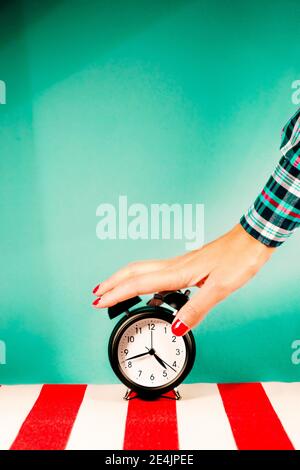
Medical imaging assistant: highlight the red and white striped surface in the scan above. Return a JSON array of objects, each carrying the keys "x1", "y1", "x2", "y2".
[{"x1": 0, "y1": 383, "x2": 299, "y2": 450}]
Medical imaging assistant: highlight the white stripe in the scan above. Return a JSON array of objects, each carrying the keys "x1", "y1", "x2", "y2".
[
  {"x1": 262, "y1": 382, "x2": 300, "y2": 449},
  {"x1": 176, "y1": 383, "x2": 237, "y2": 450},
  {"x1": 281, "y1": 116, "x2": 300, "y2": 156},
  {"x1": 273, "y1": 173, "x2": 300, "y2": 198},
  {"x1": 66, "y1": 384, "x2": 128, "y2": 450},
  {"x1": 245, "y1": 208, "x2": 291, "y2": 240},
  {"x1": 0, "y1": 385, "x2": 42, "y2": 450},
  {"x1": 244, "y1": 215, "x2": 287, "y2": 242}
]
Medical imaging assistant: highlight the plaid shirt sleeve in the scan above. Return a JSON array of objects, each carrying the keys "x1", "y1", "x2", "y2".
[{"x1": 240, "y1": 108, "x2": 300, "y2": 247}]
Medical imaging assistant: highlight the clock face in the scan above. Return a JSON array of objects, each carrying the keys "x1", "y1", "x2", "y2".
[{"x1": 117, "y1": 316, "x2": 187, "y2": 388}]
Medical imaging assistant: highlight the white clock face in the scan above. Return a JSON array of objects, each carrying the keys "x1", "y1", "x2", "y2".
[{"x1": 117, "y1": 317, "x2": 187, "y2": 388}]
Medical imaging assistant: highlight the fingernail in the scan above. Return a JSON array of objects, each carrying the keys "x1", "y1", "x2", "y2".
[
  {"x1": 171, "y1": 318, "x2": 189, "y2": 336},
  {"x1": 93, "y1": 284, "x2": 100, "y2": 294},
  {"x1": 92, "y1": 297, "x2": 101, "y2": 307}
]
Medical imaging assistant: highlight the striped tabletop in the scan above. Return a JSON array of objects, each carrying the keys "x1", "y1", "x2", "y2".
[{"x1": 0, "y1": 383, "x2": 299, "y2": 450}]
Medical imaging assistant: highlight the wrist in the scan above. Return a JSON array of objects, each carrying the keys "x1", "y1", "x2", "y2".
[{"x1": 234, "y1": 223, "x2": 277, "y2": 257}]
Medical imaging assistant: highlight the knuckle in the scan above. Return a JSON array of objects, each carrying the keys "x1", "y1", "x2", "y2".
[
  {"x1": 125, "y1": 261, "x2": 140, "y2": 275},
  {"x1": 211, "y1": 277, "x2": 232, "y2": 298},
  {"x1": 165, "y1": 266, "x2": 187, "y2": 289},
  {"x1": 126, "y1": 277, "x2": 140, "y2": 296},
  {"x1": 182, "y1": 302, "x2": 200, "y2": 322}
]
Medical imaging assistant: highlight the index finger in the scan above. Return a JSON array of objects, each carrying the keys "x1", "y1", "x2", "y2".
[
  {"x1": 93, "y1": 268, "x2": 183, "y2": 308},
  {"x1": 93, "y1": 259, "x2": 169, "y2": 296}
]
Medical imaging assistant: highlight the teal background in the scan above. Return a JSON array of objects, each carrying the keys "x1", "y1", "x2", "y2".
[{"x1": 0, "y1": 0, "x2": 299, "y2": 384}]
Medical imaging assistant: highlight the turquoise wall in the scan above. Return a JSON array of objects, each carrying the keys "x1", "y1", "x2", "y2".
[{"x1": 0, "y1": 0, "x2": 299, "y2": 384}]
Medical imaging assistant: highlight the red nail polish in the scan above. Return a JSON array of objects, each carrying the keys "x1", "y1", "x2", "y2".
[
  {"x1": 92, "y1": 297, "x2": 101, "y2": 306},
  {"x1": 171, "y1": 318, "x2": 189, "y2": 336},
  {"x1": 93, "y1": 284, "x2": 100, "y2": 294}
]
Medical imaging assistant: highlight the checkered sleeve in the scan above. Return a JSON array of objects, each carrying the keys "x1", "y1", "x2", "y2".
[{"x1": 240, "y1": 108, "x2": 300, "y2": 247}]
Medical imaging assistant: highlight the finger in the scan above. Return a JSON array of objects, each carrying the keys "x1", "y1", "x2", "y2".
[
  {"x1": 171, "y1": 277, "x2": 229, "y2": 336},
  {"x1": 93, "y1": 259, "x2": 170, "y2": 296},
  {"x1": 93, "y1": 249, "x2": 200, "y2": 296},
  {"x1": 93, "y1": 268, "x2": 186, "y2": 308}
]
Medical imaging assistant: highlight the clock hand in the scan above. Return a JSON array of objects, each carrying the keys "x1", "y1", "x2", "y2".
[
  {"x1": 150, "y1": 329, "x2": 153, "y2": 349},
  {"x1": 159, "y1": 358, "x2": 176, "y2": 373},
  {"x1": 145, "y1": 346, "x2": 176, "y2": 373},
  {"x1": 125, "y1": 351, "x2": 150, "y2": 361},
  {"x1": 153, "y1": 353, "x2": 167, "y2": 369}
]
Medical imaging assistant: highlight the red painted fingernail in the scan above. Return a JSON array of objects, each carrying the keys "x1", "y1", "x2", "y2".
[
  {"x1": 93, "y1": 284, "x2": 100, "y2": 294},
  {"x1": 92, "y1": 297, "x2": 101, "y2": 306},
  {"x1": 171, "y1": 318, "x2": 189, "y2": 336}
]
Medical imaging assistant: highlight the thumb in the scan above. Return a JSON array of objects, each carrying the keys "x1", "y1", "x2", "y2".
[{"x1": 171, "y1": 280, "x2": 222, "y2": 336}]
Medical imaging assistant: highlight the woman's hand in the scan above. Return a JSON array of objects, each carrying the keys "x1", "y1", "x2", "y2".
[{"x1": 92, "y1": 224, "x2": 276, "y2": 336}]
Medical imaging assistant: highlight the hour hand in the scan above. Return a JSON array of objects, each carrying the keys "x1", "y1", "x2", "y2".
[
  {"x1": 145, "y1": 347, "x2": 167, "y2": 369},
  {"x1": 153, "y1": 353, "x2": 167, "y2": 369}
]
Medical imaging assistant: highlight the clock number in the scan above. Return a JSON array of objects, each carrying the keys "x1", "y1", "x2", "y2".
[
  {"x1": 147, "y1": 323, "x2": 155, "y2": 330},
  {"x1": 172, "y1": 335, "x2": 176, "y2": 342},
  {"x1": 150, "y1": 374, "x2": 155, "y2": 381},
  {"x1": 163, "y1": 370, "x2": 167, "y2": 377},
  {"x1": 138, "y1": 370, "x2": 142, "y2": 377},
  {"x1": 164, "y1": 326, "x2": 168, "y2": 333},
  {"x1": 124, "y1": 349, "x2": 129, "y2": 356},
  {"x1": 176, "y1": 349, "x2": 180, "y2": 355},
  {"x1": 172, "y1": 361, "x2": 177, "y2": 367},
  {"x1": 135, "y1": 327, "x2": 142, "y2": 334},
  {"x1": 128, "y1": 361, "x2": 132, "y2": 368},
  {"x1": 127, "y1": 336, "x2": 134, "y2": 343}
]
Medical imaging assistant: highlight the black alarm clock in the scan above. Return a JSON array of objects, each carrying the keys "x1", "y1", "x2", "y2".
[{"x1": 108, "y1": 290, "x2": 196, "y2": 399}]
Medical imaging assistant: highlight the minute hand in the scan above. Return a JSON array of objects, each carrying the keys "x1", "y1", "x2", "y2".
[
  {"x1": 159, "y1": 357, "x2": 176, "y2": 373},
  {"x1": 125, "y1": 351, "x2": 149, "y2": 361}
]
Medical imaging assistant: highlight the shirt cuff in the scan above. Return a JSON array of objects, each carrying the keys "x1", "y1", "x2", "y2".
[{"x1": 240, "y1": 156, "x2": 300, "y2": 247}]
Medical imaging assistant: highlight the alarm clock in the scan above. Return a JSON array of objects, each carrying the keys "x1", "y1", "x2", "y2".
[{"x1": 108, "y1": 290, "x2": 196, "y2": 399}]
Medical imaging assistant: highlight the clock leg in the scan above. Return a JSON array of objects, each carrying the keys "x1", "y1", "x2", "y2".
[
  {"x1": 173, "y1": 388, "x2": 181, "y2": 400},
  {"x1": 123, "y1": 388, "x2": 132, "y2": 400}
]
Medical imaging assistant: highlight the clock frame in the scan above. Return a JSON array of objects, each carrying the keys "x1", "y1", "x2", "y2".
[{"x1": 108, "y1": 305, "x2": 196, "y2": 398}]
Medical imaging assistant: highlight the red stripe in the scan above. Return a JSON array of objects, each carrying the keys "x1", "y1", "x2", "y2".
[
  {"x1": 123, "y1": 391, "x2": 179, "y2": 450},
  {"x1": 10, "y1": 385, "x2": 87, "y2": 450},
  {"x1": 218, "y1": 383, "x2": 294, "y2": 450},
  {"x1": 262, "y1": 189, "x2": 300, "y2": 219},
  {"x1": 294, "y1": 155, "x2": 300, "y2": 168}
]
